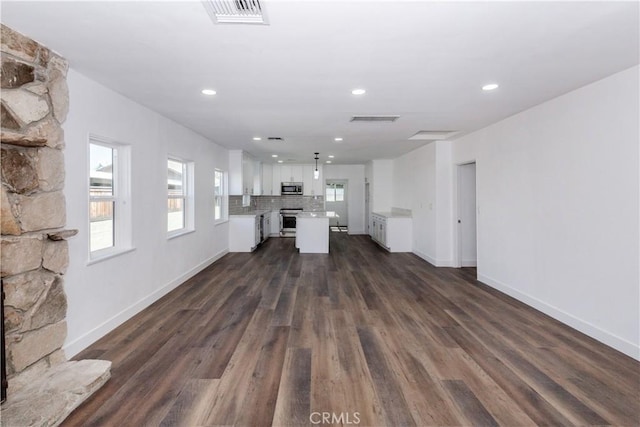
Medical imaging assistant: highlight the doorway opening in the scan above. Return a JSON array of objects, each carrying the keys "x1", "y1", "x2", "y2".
[
  {"x1": 326, "y1": 180, "x2": 348, "y2": 232},
  {"x1": 364, "y1": 182, "x2": 370, "y2": 235},
  {"x1": 456, "y1": 162, "x2": 477, "y2": 268}
]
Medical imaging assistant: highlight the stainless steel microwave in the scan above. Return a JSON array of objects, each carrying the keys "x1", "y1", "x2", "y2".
[{"x1": 281, "y1": 182, "x2": 303, "y2": 195}]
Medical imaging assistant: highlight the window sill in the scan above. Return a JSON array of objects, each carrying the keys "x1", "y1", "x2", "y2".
[
  {"x1": 215, "y1": 219, "x2": 229, "y2": 226},
  {"x1": 88, "y1": 247, "x2": 136, "y2": 265},
  {"x1": 167, "y1": 229, "x2": 196, "y2": 240}
]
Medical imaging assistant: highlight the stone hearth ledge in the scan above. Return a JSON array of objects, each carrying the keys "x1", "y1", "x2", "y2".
[{"x1": 0, "y1": 359, "x2": 111, "y2": 427}]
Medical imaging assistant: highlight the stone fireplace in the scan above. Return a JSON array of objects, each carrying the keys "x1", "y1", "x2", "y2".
[{"x1": 1, "y1": 24, "x2": 110, "y2": 425}]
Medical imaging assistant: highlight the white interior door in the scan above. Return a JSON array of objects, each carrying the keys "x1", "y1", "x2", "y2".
[
  {"x1": 325, "y1": 180, "x2": 348, "y2": 228},
  {"x1": 458, "y1": 163, "x2": 477, "y2": 267}
]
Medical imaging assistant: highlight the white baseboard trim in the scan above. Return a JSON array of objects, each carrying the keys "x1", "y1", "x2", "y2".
[
  {"x1": 478, "y1": 273, "x2": 640, "y2": 361},
  {"x1": 461, "y1": 260, "x2": 477, "y2": 267},
  {"x1": 63, "y1": 249, "x2": 229, "y2": 358},
  {"x1": 412, "y1": 250, "x2": 455, "y2": 267}
]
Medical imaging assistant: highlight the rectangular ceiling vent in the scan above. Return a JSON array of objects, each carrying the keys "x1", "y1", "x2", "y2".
[
  {"x1": 202, "y1": 0, "x2": 268, "y2": 25},
  {"x1": 267, "y1": 137, "x2": 284, "y2": 141},
  {"x1": 350, "y1": 115, "x2": 400, "y2": 123},
  {"x1": 409, "y1": 130, "x2": 459, "y2": 140}
]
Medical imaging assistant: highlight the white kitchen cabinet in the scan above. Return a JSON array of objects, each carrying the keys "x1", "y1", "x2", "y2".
[
  {"x1": 302, "y1": 164, "x2": 324, "y2": 196},
  {"x1": 242, "y1": 154, "x2": 252, "y2": 194},
  {"x1": 263, "y1": 214, "x2": 271, "y2": 240},
  {"x1": 271, "y1": 166, "x2": 281, "y2": 195},
  {"x1": 371, "y1": 213, "x2": 412, "y2": 252},
  {"x1": 271, "y1": 163, "x2": 319, "y2": 194},
  {"x1": 312, "y1": 164, "x2": 323, "y2": 196},
  {"x1": 262, "y1": 163, "x2": 273, "y2": 195},
  {"x1": 252, "y1": 159, "x2": 262, "y2": 195},
  {"x1": 270, "y1": 211, "x2": 280, "y2": 236},
  {"x1": 291, "y1": 165, "x2": 303, "y2": 183},
  {"x1": 296, "y1": 214, "x2": 330, "y2": 253},
  {"x1": 229, "y1": 150, "x2": 261, "y2": 196},
  {"x1": 229, "y1": 150, "x2": 244, "y2": 196},
  {"x1": 254, "y1": 215, "x2": 261, "y2": 246},
  {"x1": 229, "y1": 215, "x2": 260, "y2": 252},
  {"x1": 279, "y1": 165, "x2": 292, "y2": 183},
  {"x1": 302, "y1": 165, "x2": 313, "y2": 196},
  {"x1": 278, "y1": 164, "x2": 303, "y2": 183}
]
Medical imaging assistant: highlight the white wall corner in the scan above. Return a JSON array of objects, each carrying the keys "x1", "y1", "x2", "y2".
[
  {"x1": 478, "y1": 273, "x2": 640, "y2": 361},
  {"x1": 63, "y1": 249, "x2": 229, "y2": 357}
]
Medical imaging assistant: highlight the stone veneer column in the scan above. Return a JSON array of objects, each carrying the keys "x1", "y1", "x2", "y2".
[
  {"x1": 0, "y1": 25, "x2": 110, "y2": 426},
  {"x1": 1, "y1": 23, "x2": 75, "y2": 386}
]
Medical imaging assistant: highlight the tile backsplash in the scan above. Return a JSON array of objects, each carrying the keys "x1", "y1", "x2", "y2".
[{"x1": 229, "y1": 195, "x2": 324, "y2": 214}]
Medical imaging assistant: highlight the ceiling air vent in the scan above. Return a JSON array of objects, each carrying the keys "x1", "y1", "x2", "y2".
[
  {"x1": 267, "y1": 137, "x2": 284, "y2": 141},
  {"x1": 350, "y1": 115, "x2": 400, "y2": 123},
  {"x1": 202, "y1": 0, "x2": 269, "y2": 24},
  {"x1": 408, "y1": 130, "x2": 459, "y2": 140}
]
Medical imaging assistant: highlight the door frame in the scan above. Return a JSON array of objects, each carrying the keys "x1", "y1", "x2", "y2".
[
  {"x1": 325, "y1": 179, "x2": 348, "y2": 229},
  {"x1": 364, "y1": 181, "x2": 370, "y2": 234},
  {"x1": 453, "y1": 161, "x2": 478, "y2": 269}
]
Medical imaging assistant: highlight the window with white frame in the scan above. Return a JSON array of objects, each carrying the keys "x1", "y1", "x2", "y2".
[
  {"x1": 325, "y1": 182, "x2": 345, "y2": 202},
  {"x1": 214, "y1": 169, "x2": 227, "y2": 222},
  {"x1": 167, "y1": 157, "x2": 194, "y2": 235},
  {"x1": 89, "y1": 136, "x2": 132, "y2": 260}
]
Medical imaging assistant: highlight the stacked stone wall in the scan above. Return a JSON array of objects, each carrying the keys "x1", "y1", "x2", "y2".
[{"x1": 1, "y1": 24, "x2": 75, "y2": 384}]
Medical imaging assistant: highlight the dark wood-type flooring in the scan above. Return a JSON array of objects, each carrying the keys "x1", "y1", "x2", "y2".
[{"x1": 64, "y1": 233, "x2": 640, "y2": 426}]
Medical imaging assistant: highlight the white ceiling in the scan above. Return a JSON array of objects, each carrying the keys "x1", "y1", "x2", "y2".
[{"x1": 2, "y1": 1, "x2": 638, "y2": 164}]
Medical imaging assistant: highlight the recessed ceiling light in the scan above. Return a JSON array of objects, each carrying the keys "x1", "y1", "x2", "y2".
[
  {"x1": 351, "y1": 88, "x2": 366, "y2": 95},
  {"x1": 277, "y1": 160, "x2": 283, "y2": 163},
  {"x1": 328, "y1": 155, "x2": 335, "y2": 158},
  {"x1": 326, "y1": 160, "x2": 332, "y2": 164},
  {"x1": 201, "y1": 89, "x2": 217, "y2": 95},
  {"x1": 482, "y1": 83, "x2": 499, "y2": 91},
  {"x1": 253, "y1": 137, "x2": 262, "y2": 141},
  {"x1": 271, "y1": 154, "x2": 278, "y2": 158},
  {"x1": 334, "y1": 137, "x2": 343, "y2": 142}
]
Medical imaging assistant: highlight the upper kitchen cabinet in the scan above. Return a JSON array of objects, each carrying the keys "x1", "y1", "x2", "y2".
[
  {"x1": 262, "y1": 163, "x2": 273, "y2": 195},
  {"x1": 279, "y1": 165, "x2": 292, "y2": 183},
  {"x1": 260, "y1": 163, "x2": 323, "y2": 196},
  {"x1": 270, "y1": 165, "x2": 281, "y2": 195},
  {"x1": 303, "y1": 164, "x2": 323, "y2": 196},
  {"x1": 229, "y1": 150, "x2": 243, "y2": 195},
  {"x1": 229, "y1": 150, "x2": 262, "y2": 195},
  {"x1": 278, "y1": 164, "x2": 304, "y2": 183},
  {"x1": 252, "y1": 159, "x2": 262, "y2": 195},
  {"x1": 291, "y1": 165, "x2": 304, "y2": 183}
]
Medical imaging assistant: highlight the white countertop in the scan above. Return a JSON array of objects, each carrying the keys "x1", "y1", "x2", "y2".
[
  {"x1": 297, "y1": 211, "x2": 339, "y2": 219},
  {"x1": 372, "y1": 211, "x2": 412, "y2": 218},
  {"x1": 229, "y1": 209, "x2": 272, "y2": 218}
]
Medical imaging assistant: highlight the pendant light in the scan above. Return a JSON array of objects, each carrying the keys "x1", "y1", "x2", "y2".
[{"x1": 314, "y1": 152, "x2": 320, "y2": 180}]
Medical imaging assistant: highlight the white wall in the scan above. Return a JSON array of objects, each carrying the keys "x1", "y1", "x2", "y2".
[
  {"x1": 457, "y1": 162, "x2": 477, "y2": 266},
  {"x1": 323, "y1": 164, "x2": 365, "y2": 234},
  {"x1": 393, "y1": 143, "x2": 436, "y2": 259},
  {"x1": 451, "y1": 66, "x2": 639, "y2": 359},
  {"x1": 392, "y1": 141, "x2": 454, "y2": 266},
  {"x1": 370, "y1": 159, "x2": 393, "y2": 213},
  {"x1": 63, "y1": 70, "x2": 229, "y2": 357},
  {"x1": 366, "y1": 159, "x2": 394, "y2": 236}
]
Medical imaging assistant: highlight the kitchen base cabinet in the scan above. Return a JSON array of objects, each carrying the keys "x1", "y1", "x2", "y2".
[
  {"x1": 296, "y1": 214, "x2": 330, "y2": 253},
  {"x1": 270, "y1": 211, "x2": 280, "y2": 237},
  {"x1": 229, "y1": 216, "x2": 260, "y2": 252},
  {"x1": 371, "y1": 213, "x2": 412, "y2": 252},
  {"x1": 263, "y1": 214, "x2": 271, "y2": 240}
]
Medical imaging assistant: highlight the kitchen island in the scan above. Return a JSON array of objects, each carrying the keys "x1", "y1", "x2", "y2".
[{"x1": 295, "y1": 211, "x2": 338, "y2": 253}]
